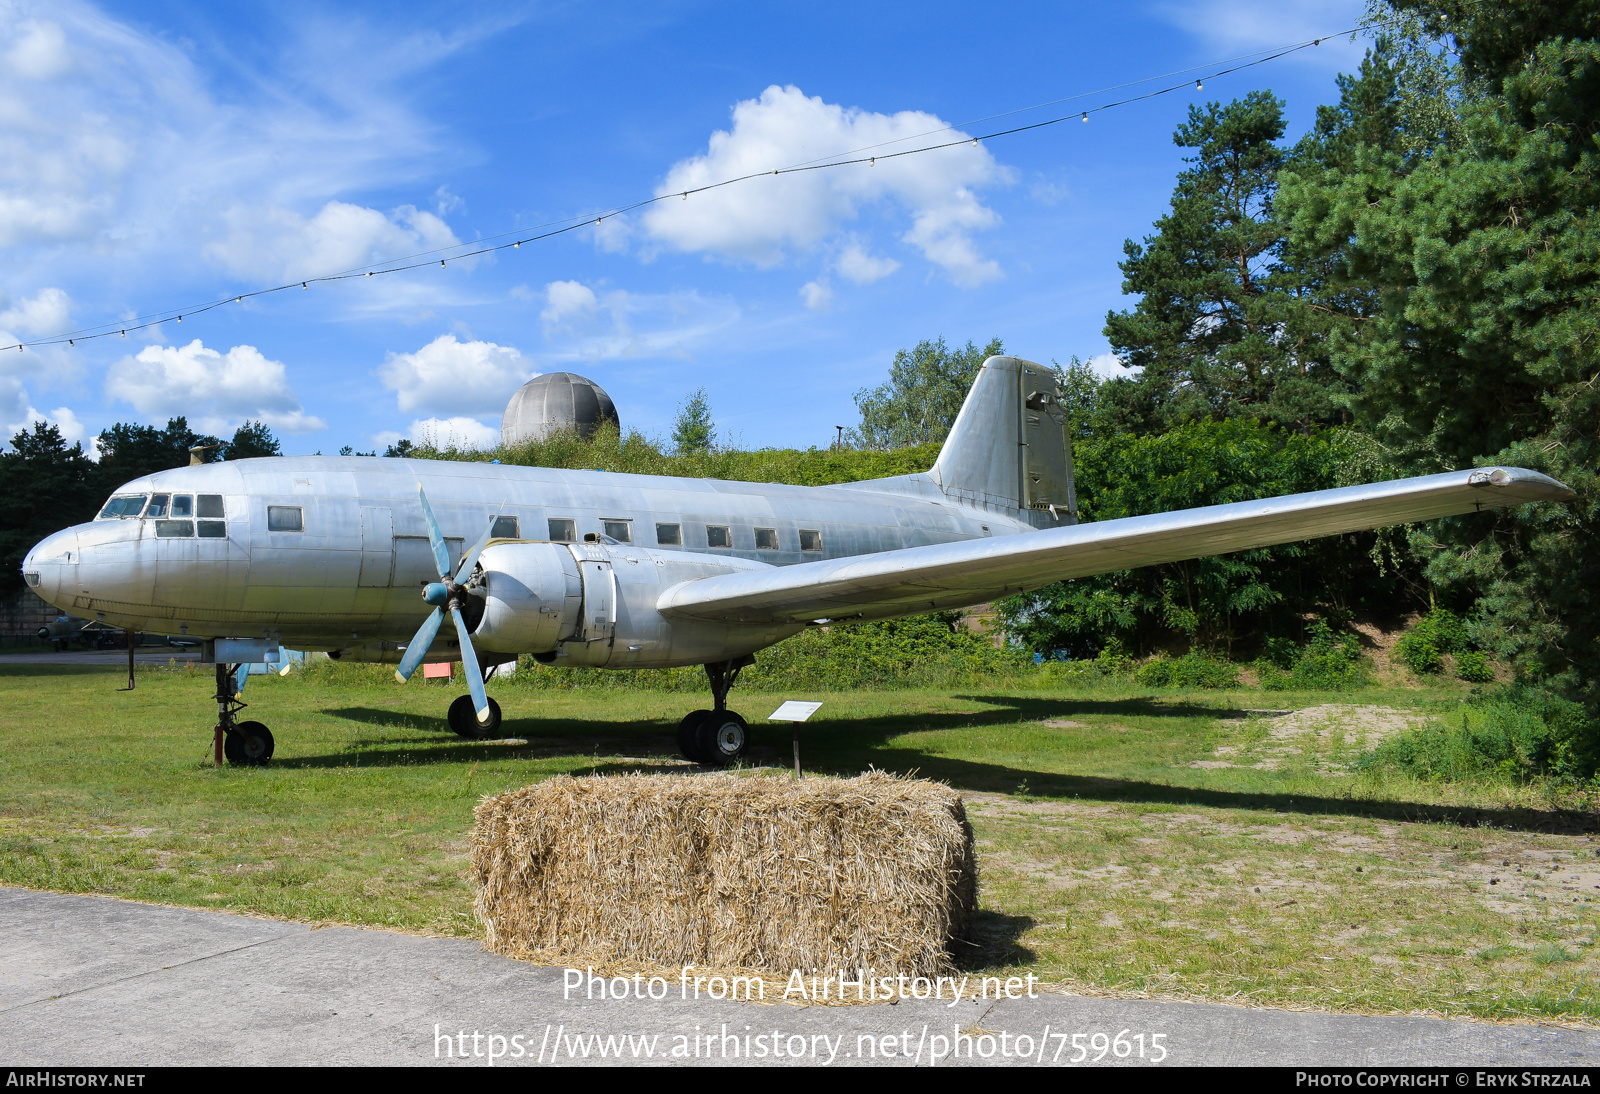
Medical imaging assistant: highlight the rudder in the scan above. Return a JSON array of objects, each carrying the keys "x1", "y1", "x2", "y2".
[{"x1": 928, "y1": 356, "x2": 1077, "y2": 525}]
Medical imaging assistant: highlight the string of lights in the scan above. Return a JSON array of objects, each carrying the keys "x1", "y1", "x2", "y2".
[{"x1": 2, "y1": 19, "x2": 1384, "y2": 355}]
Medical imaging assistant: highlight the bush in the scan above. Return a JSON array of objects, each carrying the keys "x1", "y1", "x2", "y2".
[
  {"x1": 1256, "y1": 621, "x2": 1372, "y2": 691},
  {"x1": 1134, "y1": 652, "x2": 1239, "y2": 689},
  {"x1": 1360, "y1": 685, "x2": 1599, "y2": 781},
  {"x1": 1395, "y1": 609, "x2": 1470, "y2": 676},
  {"x1": 1455, "y1": 650, "x2": 1495, "y2": 683}
]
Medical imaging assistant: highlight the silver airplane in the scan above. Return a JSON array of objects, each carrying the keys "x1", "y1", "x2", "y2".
[{"x1": 20, "y1": 356, "x2": 1574, "y2": 767}]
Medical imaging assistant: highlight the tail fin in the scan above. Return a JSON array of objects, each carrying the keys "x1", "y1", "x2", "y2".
[{"x1": 928, "y1": 356, "x2": 1077, "y2": 525}]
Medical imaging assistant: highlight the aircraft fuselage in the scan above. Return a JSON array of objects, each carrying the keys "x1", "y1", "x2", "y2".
[{"x1": 21, "y1": 455, "x2": 1029, "y2": 657}]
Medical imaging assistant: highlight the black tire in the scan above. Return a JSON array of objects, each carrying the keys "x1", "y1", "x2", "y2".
[
  {"x1": 694, "y1": 711, "x2": 748, "y2": 767},
  {"x1": 448, "y1": 694, "x2": 502, "y2": 739},
  {"x1": 224, "y1": 721, "x2": 275, "y2": 766},
  {"x1": 677, "y1": 709, "x2": 713, "y2": 763}
]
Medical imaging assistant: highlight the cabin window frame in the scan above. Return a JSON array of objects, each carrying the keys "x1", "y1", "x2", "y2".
[
  {"x1": 799, "y1": 529, "x2": 823, "y2": 552},
  {"x1": 656, "y1": 522, "x2": 682, "y2": 546},
  {"x1": 491, "y1": 515, "x2": 520, "y2": 540},
  {"x1": 266, "y1": 505, "x2": 304, "y2": 533},
  {"x1": 705, "y1": 524, "x2": 731, "y2": 548},
  {"x1": 601, "y1": 518, "x2": 633, "y2": 544},
  {"x1": 547, "y1": 517, "x2": 577, "y2": 543},
  {"x1": 753, "y1": 527, "x2": 779, "y2": 550}
]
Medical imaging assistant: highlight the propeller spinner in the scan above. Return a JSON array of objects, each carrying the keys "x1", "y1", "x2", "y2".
[{"x1": 394, "y1": 486, "x2": 499, "y2": 723}]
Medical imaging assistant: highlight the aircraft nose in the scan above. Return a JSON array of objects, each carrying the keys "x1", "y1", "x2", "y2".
[{"x1": 22, "y1": 528, "x2": 79, "y2": 611}]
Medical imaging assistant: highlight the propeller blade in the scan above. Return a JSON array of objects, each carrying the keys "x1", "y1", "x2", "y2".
[
  {"x1": 416, "y1": 485, "x2": 451, "y2": 579},
  {"x1": 451, "y1": 606, "x2": 492, "y2": 723},
  {"x1": 233, "y1": 661, "x2": 251, "y2": 693},
  {"x1": 455, "y1": 511, "x2": 499, "y2": 585},
  {"x1": 394, "y1": 607, "x2": 445, "y2": 683}
]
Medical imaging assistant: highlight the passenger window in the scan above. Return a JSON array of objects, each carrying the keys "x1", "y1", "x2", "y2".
[
  {"x1": 267, "y1": 506, "x2": 303, "y2": 532},
  {"x1": 799, "y1": 529, "x2": 823, "y2": 552},
  {"x1": 156, "y1": 520, "x2": 194, "y2": 538},
  {"x1": 656, "y1": 523, "x2": 681, "y2": 546},
  {"x1": 98, "y1": 495, "x2": 147, "y2": 520},
  {"x1": 197, "y1": 521, "x2": 226, "y2": 538},
  {"x1": 146, "y1": 494, "x2": 170, "y2": 518},
  {"x1": 706, "y1": 525, "x2": 730, "y2": 548},
  {"x1": 197, "y1": 494, "x2": 224, "y2": 518},
  {"x1": 547, "y1": 518, "x2": 576, "y2": 542},
  {"x1": 171, "y1": 495, "x2": 194, "y2": 518},
  {"x1": 754, "y1": 527, "x2": 778, "y2": 550},
  {"x1": 602, "y1": 519, "x2": 632, "y2": 543},
  {"x1": 491, "y1": 516, "x2": 519, "y2": 539}
]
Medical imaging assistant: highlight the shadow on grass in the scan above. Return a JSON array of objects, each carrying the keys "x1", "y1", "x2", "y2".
[
  {"x1": 267, "y1": 695, "x2": 1599, "y2": 836},
  {"x1": 956, "y1": 911, "x2": 1037, "y2": 971}
]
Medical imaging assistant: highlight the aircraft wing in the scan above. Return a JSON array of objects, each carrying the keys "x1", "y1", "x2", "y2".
[{"x1": 657, "y1": 467, "x2": 1573, "y2": 625}]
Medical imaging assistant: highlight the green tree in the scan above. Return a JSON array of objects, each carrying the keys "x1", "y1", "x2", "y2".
[
  {"x1": 995, "y1": 420, "x2": 1405, "y2": 657},
  {"x1": 0, "y1": 423, "x2": 102, "y2": 595},
  {"x1": 96, "y1": 417, "x2": 221, "y2": 484},
  {"x1": 850, "y1": 336, "x2": 1003, "y2": 449},
  {"x1": 1103, "y1": 92, "x2": 1347, "y2": 433},
  {"x1": 1280, "y1": 2, "x2": 1600, "y2": 704},
  {"x1": 222, "y1": 420, "x2": 281, "y2": 459},
  {"x1": 671, "y1": 388, "x2": 715, "y2": 453},
  {"x1": 383, "y1": 439, "x2": 415, "y2": 458}
]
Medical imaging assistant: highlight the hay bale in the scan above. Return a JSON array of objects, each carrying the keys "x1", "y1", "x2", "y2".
[{"x1": 471, "y1": 771, "x2": 976, "y2": 976}]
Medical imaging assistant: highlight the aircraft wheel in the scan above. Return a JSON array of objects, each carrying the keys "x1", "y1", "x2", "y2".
[
  {"x1": 694, "y1": 711, "x2": 748, "y2": 767},
  {"x1": 448, "y1": 694, "x2": 502, "y2": 739},
  {"x1": 224, "y1": 721, "x2": 275, "y2": 766},
  {"x1": 677, "y1": 709, "x2": 713, "y2": 763}
]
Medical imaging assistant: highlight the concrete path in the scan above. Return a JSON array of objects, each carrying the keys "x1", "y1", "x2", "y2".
[{"x1": 1, "y1": 888, "x2": 1594, "y2": 1067}]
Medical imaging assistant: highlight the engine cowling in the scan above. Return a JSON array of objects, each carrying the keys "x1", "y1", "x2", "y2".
[{"x1": 471, "y1": 541, "x2": 803, "y2": 669}]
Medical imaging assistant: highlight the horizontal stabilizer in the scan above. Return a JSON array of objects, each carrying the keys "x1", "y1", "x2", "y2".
[{"x1": 657, "y1": 467, "x2": 1573, "y2": 626}]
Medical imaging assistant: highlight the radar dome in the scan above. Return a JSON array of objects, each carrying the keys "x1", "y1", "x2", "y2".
[{"x1": 501, "y1": 372, "x2": 619, "y2": 446}]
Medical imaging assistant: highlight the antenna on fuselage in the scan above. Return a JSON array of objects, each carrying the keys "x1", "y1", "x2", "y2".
[{"x1": 188, "y1": 443, "x2": 223, "y2": 467}]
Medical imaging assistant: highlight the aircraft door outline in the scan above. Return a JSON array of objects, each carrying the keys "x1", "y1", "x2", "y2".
[
  {"x1": 577, "y1": 560, "x2": 615, "y2": 644},
  {"x1": 358, "y1": 507, "x2": 393, "y2": 587}
]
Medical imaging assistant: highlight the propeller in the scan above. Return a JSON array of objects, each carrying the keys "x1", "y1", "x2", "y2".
[{"x1": 394, "y1": 485, "x2": 500, "y2": 724}]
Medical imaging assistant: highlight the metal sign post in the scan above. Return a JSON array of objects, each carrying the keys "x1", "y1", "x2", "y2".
[{"x1": 767, "y1": 701, "x2": 823, "y2": 778}]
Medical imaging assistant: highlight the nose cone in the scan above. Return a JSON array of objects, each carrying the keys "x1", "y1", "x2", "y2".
[{"x1": 22, "y1": 528, "x2": 80, "y2": 612}]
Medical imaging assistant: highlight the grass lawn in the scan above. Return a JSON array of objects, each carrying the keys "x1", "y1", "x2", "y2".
[{"x1": 2, "y1": 659, "x2": 1597, "y2": 1021}]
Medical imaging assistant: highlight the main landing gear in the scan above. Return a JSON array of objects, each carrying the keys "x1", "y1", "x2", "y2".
[
  {"x1": 213, "y1": 663, "x2": 274, "y2": 767},
  {"x1": 677, "y1": 655, "x2": 754, "y2": 767},
  {"x1": 446, "y1": 659, "x2": 505, "y2": 739}
]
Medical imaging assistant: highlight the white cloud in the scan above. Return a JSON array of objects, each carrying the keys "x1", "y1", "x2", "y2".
[
  {"x1": 1087, "y1": 352, "x2": 1138, "y2": 380},
  {"x1": 205, "y1": 201, "x2": 459, "y2": 283},
  {"x1": 541, "y1": 280, "x2": 600, "y2": 326},
  {"x1": 1155, "y1": 0, "x2": 1366, "y2": 71},
  {"x1": 835, "y1": 242, "x2": 899, "y2": 285},
  {"x1": 0, "y1": 1, "x2": 464, "y2": 278},
  {"x1": 642, "y1": 85, "x2": 1007, "y2": 286},
  {"x1": 0, "y1": 287, "x2": 72, "y2": 336},
  {"x1": 106, "y1": 339, "x2": 326, "y2": 434},
  {"x1": 799, "y1": 280, "x2": 832, "y2": 310},
  {"x1": 1, "y1": 402, "x2": 89, "y2": 452},
  {"x1": 533, "y1": 283, "x2": 740, "y2": 365},
  {"x1": 377, "y1": 334, "x2": 534, "y2": 417},
  {"x1": 6, "y1": 18, "x2": 71, "y2": 80},
  {"x1": 395, "y1": 416, "x2": 501, "y2": 451}
]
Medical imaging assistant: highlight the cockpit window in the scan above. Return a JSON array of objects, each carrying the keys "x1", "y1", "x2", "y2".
[
  {"x1": 171, "y1": 494, "x2": 194, "y2": 518},
  {"x1": 146, "y1": 494, "x2": 170, "y2": 518},
  {"x1": 97, "y1": 495, "x2": 147, "y2": 520}
]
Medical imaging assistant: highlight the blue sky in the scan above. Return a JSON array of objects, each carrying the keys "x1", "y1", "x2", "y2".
[{"x1": 0, "y1": 0, "x2": 1369, "y2": 457}]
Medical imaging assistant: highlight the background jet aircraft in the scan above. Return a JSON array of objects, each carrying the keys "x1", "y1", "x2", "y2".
[{"x1": 20, "y1": 357, "x2": 1574, "y2": 767}]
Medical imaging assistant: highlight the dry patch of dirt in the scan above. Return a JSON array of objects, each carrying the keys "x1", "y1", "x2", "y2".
[{"x1": 1190, "y1": 705, "x2": 1430, "y2": 772}]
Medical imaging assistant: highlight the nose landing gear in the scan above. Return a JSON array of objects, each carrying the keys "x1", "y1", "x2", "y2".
[
  {"x1": 212, "y1": 663, "x2": 274, "y2": 767},
  {"x1": 678, "y1": 655, "x2": 753, "y2": 767}
]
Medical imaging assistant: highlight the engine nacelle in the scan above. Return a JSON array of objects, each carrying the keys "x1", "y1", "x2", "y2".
[{"x1": 472, "y1": 541, "x2": 803, "y2": 669}]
